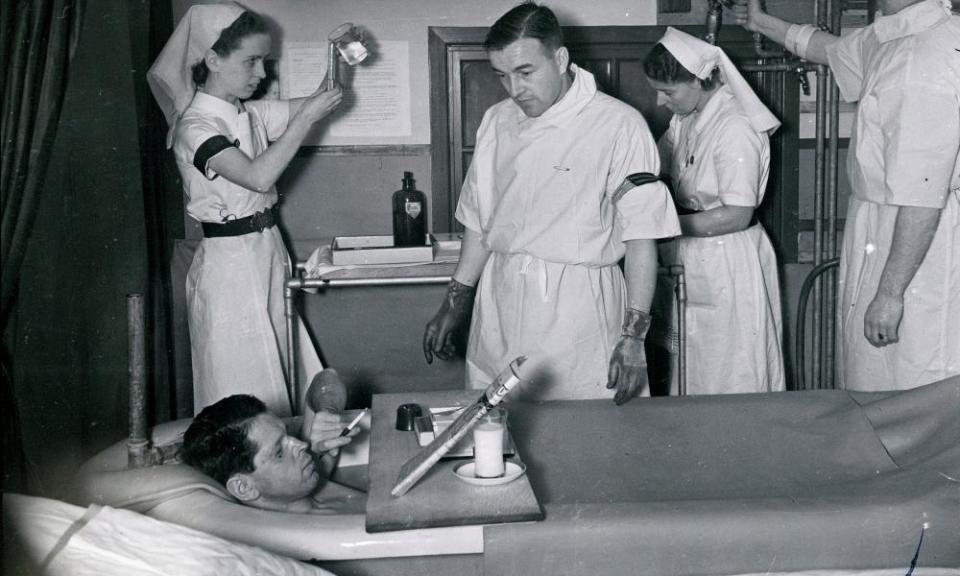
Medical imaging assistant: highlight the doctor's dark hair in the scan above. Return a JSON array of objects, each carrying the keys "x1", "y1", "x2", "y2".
[
  {"x1": 643, "y1": 43, "x2": 721, "y2": 91},
  {"x1": 191, "y1": 11, "x2": 270, "y2": 87},
  {"x1": 180, "y1": 394, "x2": 268, "y2": 485},
  {"x1": 484, "y1": 2, "x2": 563, "y2": 54}
]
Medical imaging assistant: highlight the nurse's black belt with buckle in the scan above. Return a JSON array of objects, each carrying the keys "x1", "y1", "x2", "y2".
[{"x1": 202, "y1": 206, "x2": 278, "y2": 238}]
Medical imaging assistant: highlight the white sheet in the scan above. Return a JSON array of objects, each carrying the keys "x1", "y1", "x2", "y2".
[{"x1": 3, "y1": 493, "x2": 331, "y2": 576}]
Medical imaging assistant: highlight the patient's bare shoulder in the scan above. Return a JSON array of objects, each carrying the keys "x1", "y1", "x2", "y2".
[{"x1": 73, "y1": 462, "x2": 233, "y2": 511}]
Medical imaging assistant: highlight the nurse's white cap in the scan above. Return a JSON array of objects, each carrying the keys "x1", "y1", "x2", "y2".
[
  {"x1": 147, "y1": 3, "x2": 246, "y2": 148},
  {"x1": 658, "y1": 27, "x2": 781, "y2": 134}
]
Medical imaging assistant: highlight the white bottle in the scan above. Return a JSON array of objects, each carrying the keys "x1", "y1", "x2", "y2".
[{"x1": 472, "y1": 410, "x2": 506, "y2": 478}]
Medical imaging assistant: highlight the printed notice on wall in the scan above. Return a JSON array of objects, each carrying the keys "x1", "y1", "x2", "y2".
[
  {"x1": 279, "y1": 40, "x2": 412, "y2": 141},
  {"x1": 280, "y1": 42, "x2": 326, "y2": 100},
  {"x1": 330, "y1": 41, "x2": 412, "y2": 138}
]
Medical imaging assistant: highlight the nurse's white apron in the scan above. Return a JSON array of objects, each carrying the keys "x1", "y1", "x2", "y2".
[
  {"x1": 187, "y1": 228, "x2": 321, "y2": 416},
  {"x1": 465, "y1": 252, "x2": 625, "y2": 401},
  {"x1": 653, "y1": 226, "x2": 785, "y2": 394},
  {"x1": 183, "y1": 102, "x2": 321, "y2": 416},
  {"x1": 837, "y1": 192, "x2": 960, "y2": 391},
  {"x1": 650, "y1": 89, "x2": 785, "y2": 395}
]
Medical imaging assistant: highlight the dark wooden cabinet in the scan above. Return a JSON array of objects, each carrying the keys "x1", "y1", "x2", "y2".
[{"x1": 429, "y1": 25, "x2": 802, "y2": 261}]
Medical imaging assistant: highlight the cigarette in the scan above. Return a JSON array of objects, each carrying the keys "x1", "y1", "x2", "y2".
[{"x1": 339, "y1": 409, "x2": 368, "y2": 437}]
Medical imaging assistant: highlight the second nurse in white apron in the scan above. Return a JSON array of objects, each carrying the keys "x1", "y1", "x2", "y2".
[{"x1": 645, "y1": 27, "x2": 786, "y2": 395}]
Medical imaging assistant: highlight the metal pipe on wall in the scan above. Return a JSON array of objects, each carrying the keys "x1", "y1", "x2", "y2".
[
  {"x1": 821, "y1": 74, "x2": 840, "y2": 389},
  {"x1": 127, "y1": 294, "x2": 149, "y2": 469},
  {"x1": 811, "y1": 63, "x2": 828, "y2": 389},
  {"x1": 704, "y1": 0, "x2": 723, "y2": 44},
  {"x1": 803, "y1": 0, "x2": 849, "y2": 390},
  {"x1": 709, "y1": 0, "x2": 841, "y2": 389},
  {"x1": 739, "y1": 60, "x2": 817, "y2": 73},
  {"x1": 670, "y1": 265, "x2": 688, "y2": 396},
  {"x1": 823, "y1": 0, "x2": 843, "y2": 390},
  {"x1": 284, "y1": 284, "x2": 299, "y2": 415}
]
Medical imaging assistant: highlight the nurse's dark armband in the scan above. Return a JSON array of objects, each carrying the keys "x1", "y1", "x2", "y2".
[
  {"x1": 611, "y1": 172, "x2": 669, "y2": 204},
  {"x1": 193, "y1": 135, "x2": 240, "y2": 180}
]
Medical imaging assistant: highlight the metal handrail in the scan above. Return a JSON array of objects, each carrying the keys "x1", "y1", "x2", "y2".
[{"x1": 795, "y1": 257, "x2": 840, "y2": 390}]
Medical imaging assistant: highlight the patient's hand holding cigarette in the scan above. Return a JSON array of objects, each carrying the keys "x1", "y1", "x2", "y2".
[
  {"x1": 307, "y1": 410, "x2": 360, "y2": 455},
  {"x1": 301, "y1": 367, "x2": 356, "y2": 455}
]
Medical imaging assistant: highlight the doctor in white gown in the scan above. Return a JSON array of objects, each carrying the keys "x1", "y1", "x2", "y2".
[{"x1": 423, "y1": 3, "x2": 680, "y2": 403}]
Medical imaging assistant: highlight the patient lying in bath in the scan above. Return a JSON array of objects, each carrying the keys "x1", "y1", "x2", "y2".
[
  {"x1": 72, "y1": 378, "x2": 485, "y2": 561},
  {"x1": 179, "y1": 394, "x2": 366, "y2": 515}
]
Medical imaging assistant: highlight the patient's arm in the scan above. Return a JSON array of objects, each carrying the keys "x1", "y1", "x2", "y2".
[
  {"x1": 148, "y1": 489, "x2": 482, "y2": 561},
  {"x1": 310, "y1": 479, "x2": 367, "y2": 515}
]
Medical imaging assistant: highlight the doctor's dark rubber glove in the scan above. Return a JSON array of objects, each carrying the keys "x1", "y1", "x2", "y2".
[
  {"x1": 423, "y1": 279, "x2": 476, "y2": 364},
  {"x1": 606, "y1": 308, "x2": 652, "y2": 405}
]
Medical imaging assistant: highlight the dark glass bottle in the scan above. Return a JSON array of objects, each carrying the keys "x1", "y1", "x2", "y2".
[{"x1": 392, "y1": 171, "x2": 427, "y2": 247}]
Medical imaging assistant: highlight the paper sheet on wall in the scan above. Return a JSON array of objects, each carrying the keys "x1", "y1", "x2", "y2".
[
  {"x1": 331, "y1": 40, "x2": 412, "y2": 138},
  {"x1": 279, "y1": 40, "x2": 412, "y2": 140},
  {"x1": 280, "y1": 43, "x2": 327, "y2": 99}
]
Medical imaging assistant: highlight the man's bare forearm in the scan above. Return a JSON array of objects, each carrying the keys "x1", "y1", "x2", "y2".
[
  {"x1": 451, "y1": 227, "x2": 490, "y2": 286},
  {"x1": 730, "y1": 0, "x2": 837, "y2": 65},
  {"x1": 623, "y1": 239, "x2": 657, "y2": 312},
  {"x1": 876, "y1": 206, "x2": 942, "y2": 298},
  {"x1": 679, "y1": 205, "x2": 754, "y2": 237}
]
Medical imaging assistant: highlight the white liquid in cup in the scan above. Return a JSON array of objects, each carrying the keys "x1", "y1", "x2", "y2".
[{"x1": 473, "y1": 421, "x2": 505, "y2": 478}]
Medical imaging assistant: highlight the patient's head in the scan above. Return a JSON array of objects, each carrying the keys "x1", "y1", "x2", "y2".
[{"x1": 180, "y1": 395, "x2": 320, "y2": 511}]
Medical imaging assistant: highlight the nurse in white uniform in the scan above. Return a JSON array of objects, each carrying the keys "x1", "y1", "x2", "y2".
[
  {"x1": 645, "y1": 28, "x2": 786, "y2": 395},
  {"x1": 729, "y1": 0, "x2": 960, "y2": 391},
  {"x1": 148, "y1": 5, "x2": 341, "y2": 415}
]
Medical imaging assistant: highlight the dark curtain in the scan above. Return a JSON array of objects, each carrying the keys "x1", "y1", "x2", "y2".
[{"x1": 1, "y1": 0, "x2": 84, "y2": 492}]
